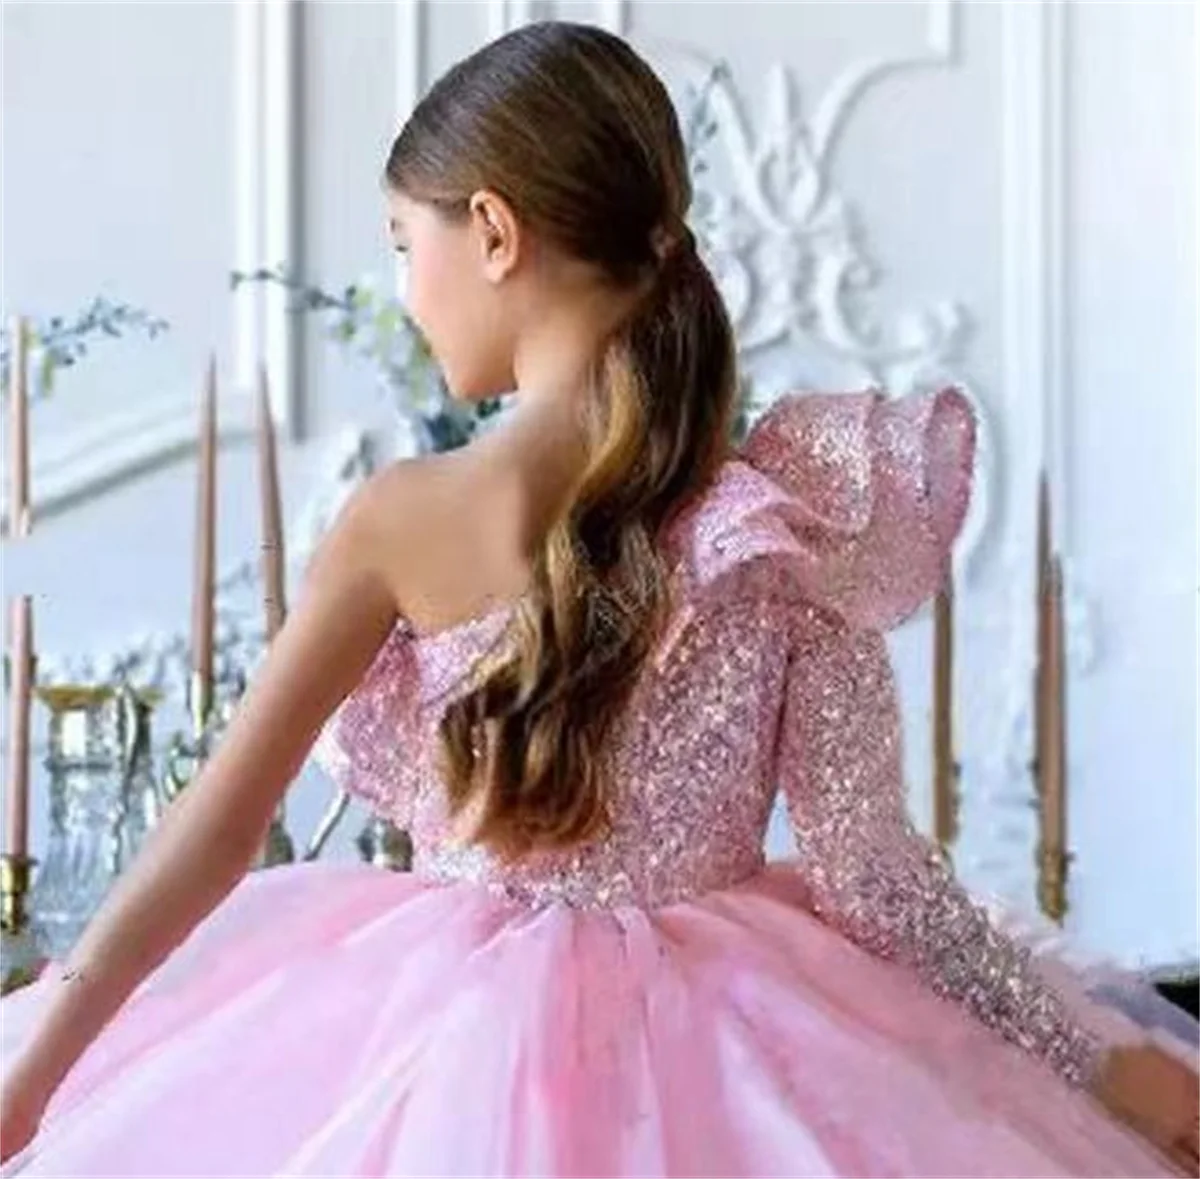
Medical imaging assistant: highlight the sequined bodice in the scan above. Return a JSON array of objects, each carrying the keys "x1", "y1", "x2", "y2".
[
  {"x1": 314, "y1": 388, "x2": 1103, "y2": 1087},
  {"x1": 335, "y1": 564, "x2": 792, "y2": 910}
]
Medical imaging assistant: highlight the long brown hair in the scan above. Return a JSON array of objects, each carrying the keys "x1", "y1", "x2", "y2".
[{"x1": 385, "y1": 22, "x2": 737, "y2": 858}]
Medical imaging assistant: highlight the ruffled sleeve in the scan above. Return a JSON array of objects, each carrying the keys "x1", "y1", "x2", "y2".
[
  {"x1": 744, "y1": 387, "x2": 1105, "y2": 1088},
  {"x1": 738, "y1": 386, "x2": 975, "y2": 631}
]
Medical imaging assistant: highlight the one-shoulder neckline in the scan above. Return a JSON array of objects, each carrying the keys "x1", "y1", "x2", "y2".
[
  {"x1": 400, "y1": 599, "x2": 520, "y2": 651},
  {"x1": 395, "y1": 458, "x2": 750, "y2": 654}
]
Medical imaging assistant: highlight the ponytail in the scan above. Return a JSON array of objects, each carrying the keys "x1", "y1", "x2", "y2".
[{"x1": 439, "y1": 233, "x2": 738, "y2": 859}]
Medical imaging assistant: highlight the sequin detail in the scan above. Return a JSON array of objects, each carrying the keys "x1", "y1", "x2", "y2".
[
  {"x1": 739, "y1": 387, "x2": 976, "y2": 630},
  {"x1": 312, "y1": 387, "x2": 1101, "y2": 1089},
  {"x1": 778, "y1": 613, "x2": 1104, "y2": 1089},
  {"x1": 312, "y1": 622, "x2": 424, "y2": 827},
  {"x1": 412, "y1": 591, "x2": 786, "y2": 910}
]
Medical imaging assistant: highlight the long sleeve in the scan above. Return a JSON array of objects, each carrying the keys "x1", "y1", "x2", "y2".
[{"x1": 777, "y1": 609, "x2": 1105, "y2": 1088}]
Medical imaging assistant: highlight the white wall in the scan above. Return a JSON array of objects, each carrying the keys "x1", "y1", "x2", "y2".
[{"x1": 1, "y1": 0, "x2": 1195, "y2": 969}]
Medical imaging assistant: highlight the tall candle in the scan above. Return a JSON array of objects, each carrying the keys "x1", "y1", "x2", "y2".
[
  {"x1": 191, "y1": 357, "x2": 217, "y2": 728},
  {"x1": 7, "y1": 316, "x2": 30, "y2": 537},
  {"x1": 1042, "y1": 555, "x2": 1067, "y2": 853},
  {"x1": 256, "y1": 365, "x2": 286, "y2": 642},
  {"x1": 932, "y1": 566, "x2": 956, "y2": 848},
  {"x1": 5, "y1": 597, "x2": 33, "y2": 857},
  {"x1": 1034, "y1": 473, "x2": 1051, "y2": 796},
  {"x1": 1036, "y1": 473, "x2": 1051, "y2": 613}
]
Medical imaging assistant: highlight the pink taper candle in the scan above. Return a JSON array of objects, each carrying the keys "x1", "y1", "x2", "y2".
[
  {"x1": 5, "y1": 596, "x2": 33, "y2": 856},
  {"x1": 932, "y1": 569, "x2": 956, "y2": 848},
  {"x1": 191, "y1": 357, "x2": 217, "y2": 726},
  {"x1": 1042, "y1": 557, "x2": 1067, "y2": 854},
  {"x1": 256, "y1": 365, "x2": 287, "y2": 642}
]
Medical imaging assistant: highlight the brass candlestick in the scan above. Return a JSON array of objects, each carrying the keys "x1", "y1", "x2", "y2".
[
  {"x1": 163, "y1": 673, "x2": 220, "y2": 802},
  {"x1": 1037, "y1": 844, "x2": 1071, "y2": 925},
  {"x1": 162, "y1": 720, "x2": 210, "y2": 802},
  {"x1": 0, "y1": 851, "x2": 45, "y2": 994},
  {"x1": 0, "y1": 851, "x2": 35, "y2": 934},
  {"x1": 188, "y1": 669, "x2": 213, "y2": 743},
  {"x1": 0, "y1": 854, "x2": 43, "y2": 1003}
]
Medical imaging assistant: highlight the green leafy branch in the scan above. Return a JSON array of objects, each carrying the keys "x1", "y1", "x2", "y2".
[
  {"x1": 230, "y1": 266, "x2": 503, "y2": 452},
  {"x1": 0, "y1": 297, "x2": 169, "y2": 400}
]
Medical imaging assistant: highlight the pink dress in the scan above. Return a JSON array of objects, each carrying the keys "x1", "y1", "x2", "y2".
[{"x1": 2, "y1": 389, "x2": 1195, "y2": 1177}]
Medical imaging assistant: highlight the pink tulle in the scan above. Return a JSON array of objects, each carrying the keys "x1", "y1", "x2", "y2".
[{"x1": 1, "y1": 862, "x2": 1184, "y2": 1177}]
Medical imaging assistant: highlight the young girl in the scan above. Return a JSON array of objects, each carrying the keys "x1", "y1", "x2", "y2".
[{"x1": 1, "y1": 21, "x2": 1196, "y2": 1177}]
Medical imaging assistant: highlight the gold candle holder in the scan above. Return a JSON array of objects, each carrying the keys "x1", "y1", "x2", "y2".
[
  {"x1": 164, "y1": 670, "x2": 215, "y2": 801},
  {"x1": 163, "y1": 728, "x2": 205, "y2": 802},
  {"x1": 1, "y1": 848, "x2": 43, "y2": 992},
  {"x1": 0, "y1": 850, "x2": 36, "y2": 934},
  {"x1": 188, "y1": 669, "x2": 213, "y2": 743},
  {"x1": 1036, "y1": 844, "x2": 1071, "y2": 925}
]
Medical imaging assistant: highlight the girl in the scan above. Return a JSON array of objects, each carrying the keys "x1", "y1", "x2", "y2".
[{"x1": 2, "y1": 21, "x2": 1196, "y2": 1177}]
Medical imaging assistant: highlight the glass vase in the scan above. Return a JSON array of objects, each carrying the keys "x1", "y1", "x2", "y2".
[{"x1": 30, "y1": 683, "x2": 160, "y2": 958}]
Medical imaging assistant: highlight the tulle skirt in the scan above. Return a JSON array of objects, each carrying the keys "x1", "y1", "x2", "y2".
[{"x1": 1, "y1": 860, "x2": 1193, "y2": 1177}]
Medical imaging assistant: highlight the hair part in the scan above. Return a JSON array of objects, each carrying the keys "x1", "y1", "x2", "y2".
[{"x1": 386, "y1": 21, "x2": 737, "y2": 858}]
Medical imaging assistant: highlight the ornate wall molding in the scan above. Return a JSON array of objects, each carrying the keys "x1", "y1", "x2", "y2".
[
  {"x1": 653, "y1": 5, "x2": 990, "y2": 568},
  {"x1": 809, "y1": 0, "x2": 956, "y2": 165},
  {"x1": 673, "y1": 2, "x2": 964, "y2": 382}
]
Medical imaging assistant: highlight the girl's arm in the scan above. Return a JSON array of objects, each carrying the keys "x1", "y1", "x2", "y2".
[{"x1": 6, "y1": 481, "x2": 397, "y2": 1106}]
